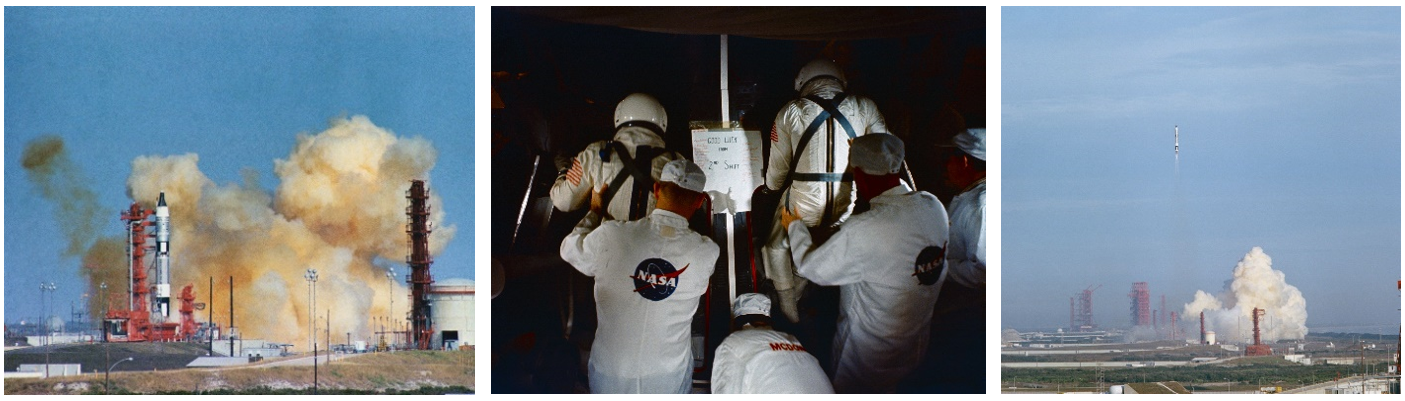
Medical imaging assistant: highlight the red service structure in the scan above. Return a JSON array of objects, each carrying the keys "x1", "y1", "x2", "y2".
[
  {"x1": 1129, "y1": 282, "x2": 1151, "y2": 327},
  {"x1": 1245, "y1": 307, "x2": 1273, "y2": 356},
  {"x1": 406, "y1": 180, "x2": 436, "y2": 350},
  {"x1": 105, "y1": 193, "x2": 201, "y2": 342},
  {"x1": 1070, "y1": 284, "x2": 1100, "y2": 332}
]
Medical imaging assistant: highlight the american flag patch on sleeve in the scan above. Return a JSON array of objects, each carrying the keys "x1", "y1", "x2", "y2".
[
  {"x1": 770, "y1": 124, "x2": 778, "y2": 142},
  {"x1": 566, "y1": 158, "x2": 583, "y2": 186}
]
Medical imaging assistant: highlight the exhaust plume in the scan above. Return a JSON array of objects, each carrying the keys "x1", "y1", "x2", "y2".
[
  {"x1": 20, "y1": 135, "x2": 126, "y2": 319},
  {"x1": 1182, "y1": 247, "x2": 1308, "y2": 343},
  {"x1": 21, "y1": 135, "x2": 103, "y2": 256},
  {"x1": 98, "y1": 115, "x2": 452, "y2": 348}
]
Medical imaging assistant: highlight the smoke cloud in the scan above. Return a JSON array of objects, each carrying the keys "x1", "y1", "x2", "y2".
[
  {"x1": 44, "y1": 115, "x2": 453, "y2": 349},
  {"x1": 19, "y1": 136, "x2": 126, "y2": 320},
  {"x1": 21, "y1": 135, "x2": 104, "y2": 256},
  {"x1": 1181, "y1": 247, "x2": 1308, "y2": 343}
]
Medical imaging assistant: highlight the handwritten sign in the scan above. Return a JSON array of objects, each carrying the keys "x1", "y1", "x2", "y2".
[{"x1": 691, "y1": 128, "x2": 763, "y2": 213}]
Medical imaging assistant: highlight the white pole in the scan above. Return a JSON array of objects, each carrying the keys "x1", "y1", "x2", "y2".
[
  {"x1": 720, "y1": 34, "x2": 730, "y2": 129},
  {"x1": 719, "y1": 34, "x2": 737, "y2": 306}
]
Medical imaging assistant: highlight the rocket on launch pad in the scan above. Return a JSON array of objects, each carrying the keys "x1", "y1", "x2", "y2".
[{"x1": 155, "y1": 192, "x2": 171, "y2": 318}]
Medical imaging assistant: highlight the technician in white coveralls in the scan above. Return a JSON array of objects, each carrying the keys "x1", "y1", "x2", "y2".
[
  {"x1": 944, "y1": 128, "x2": 985, "y2": 290},
  {"x1": 560, "y1": 159, "x2": 719, "y2": 394},
  {"x1": 783, "y1": 133, "x2": 948, "y2": 393},
  {"x1": 551, "y1": 93, "x2": 684, "y2": 221},
  {"x1": 711, "y1": 293, "x2": 834, "y2": 394},
  {"x1": 763, "y1": 59, "x2": 890, "y2": 322}
]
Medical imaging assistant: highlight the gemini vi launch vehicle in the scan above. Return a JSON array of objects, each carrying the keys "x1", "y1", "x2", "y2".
[{"x1": 155, "y1": 192, "x2": 172, "y2": 318}]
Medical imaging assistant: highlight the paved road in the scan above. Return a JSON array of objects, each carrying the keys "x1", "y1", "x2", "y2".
[{"x1": 207, "y1": 352, "x2": 370, "y2": 370}]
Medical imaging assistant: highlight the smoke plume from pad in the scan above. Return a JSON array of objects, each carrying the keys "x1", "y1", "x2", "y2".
[
  {"x1": 37, "y1": 115, "x2": 455, "y2": 349},
  {"x1": 1182, "y1": 247, "x2": 1308, "y2": 342}
]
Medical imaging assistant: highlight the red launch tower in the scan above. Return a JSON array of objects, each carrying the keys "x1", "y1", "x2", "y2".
[
  {"x1": 1246, "y1": 307, "x2": 1273, "y2": 356},
  {"x1": 406, "y1": 180, "x2": 435, "y2": 350},
  {"x1": 1129, "y1": 282, "x2": 1151, "y2": 327},
  {"x1": 105, "y1": 202, "x2": 181, "y2": 342}
]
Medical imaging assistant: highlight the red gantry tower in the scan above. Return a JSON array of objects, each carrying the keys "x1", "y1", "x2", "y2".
[
  {"x1": 1246, "y1": 307, "x2": 1273, "y2": 356},
  {"x1": 106, "y1": 202, "x2": 181, "y2": 342},
  {"x1": 406, "y1": 180, "x2": 435, "y2": 350},
  {"x1": 1071, "y1": 285, "x2": 1100, "y2": 332},
  {"x1": 1129, "y1": 282, "x2": 1151, "y2": 327}
]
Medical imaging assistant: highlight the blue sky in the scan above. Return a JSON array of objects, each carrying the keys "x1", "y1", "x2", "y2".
[
  {"x1": 4, "y1": 7, "x2": 474, "y2": 322},
  {"x1": 1002, "y1": 7, "x2": 1400, "y2": 333}
]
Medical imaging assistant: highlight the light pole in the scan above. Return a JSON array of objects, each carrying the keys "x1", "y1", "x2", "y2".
[
  {"x1": 386, "y1": 268, "x2": 395, "y2": 348},
  {"x1": 99, "y1": 282, "x2": 108, "y2": 342},
  {"x1": 40, "y1": 282, "x2": 57, "y2": 378},
  {"x1": 105, "y1": 357, "x2": 133, "y2": 394},
  {"x1": 303, "y1": 268, "x2": 318, "y2": 395}
]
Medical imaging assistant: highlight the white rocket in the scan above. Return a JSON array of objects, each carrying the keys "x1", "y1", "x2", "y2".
[
  {"x1": 1175, "y1": 125, "x2": 1179, "y2": 155},
  {"x1": 154, "y1": 192, "x2": 171, "y2": 318}
]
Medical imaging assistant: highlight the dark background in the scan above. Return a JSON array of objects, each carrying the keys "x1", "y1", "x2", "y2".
[{"x1": 490, "y1": 7, "x2": 986, "y2": 394}]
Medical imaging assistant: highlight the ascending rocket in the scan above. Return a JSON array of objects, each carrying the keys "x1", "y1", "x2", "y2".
[
  {"x1": 155, "y1": 192, "x2": 171, "y2": 318},
  {"x1": 1174, "y1": 125, "x2": 1179, "y2": 155}
]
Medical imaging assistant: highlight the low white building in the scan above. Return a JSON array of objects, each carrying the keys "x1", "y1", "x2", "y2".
[
  {"x1": 428, "y1": 278, "x2": 475, "y2": 350},
  {"x1": 27, "y1": 333, "x2": 93, "y2": 346},
  {"x1": 17, "y1": 364, "x2": 82, "y2": 377}
]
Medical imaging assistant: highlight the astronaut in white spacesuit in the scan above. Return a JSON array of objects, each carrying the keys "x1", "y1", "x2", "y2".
[
  {"x1": 551, "y1": 93, "x2": 684, "y2": 221},
  {"x1": 711, "y1": 293, "x2": 833, "y2": 394},
  {"x1": 762, "y1": 59, "x2": 890, "y2": 322},
  {"x1": 560, "y1": 159, "x2": 718, "y2": 394},
  {"x1": 783, "y1": 133, "x2": 948, "y2": 393}
]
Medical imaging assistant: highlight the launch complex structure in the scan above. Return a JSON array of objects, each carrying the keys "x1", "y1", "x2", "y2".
[
  {"x1": 406, "y1": 179, "x2": 436, "y2": 351},
  {"x1": 1064, "y1": 281, "x2": 1278, "y2": 357},
  {"x1": 104, "y1": 193, "x2": 196, "y2": 342},
  {"x1": 101, "y1": 180, "x2": 441, "y2": 351}
]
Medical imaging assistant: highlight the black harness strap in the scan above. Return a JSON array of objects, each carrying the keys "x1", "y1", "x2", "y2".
[
  {"x1": 777, "y1": 108, "x2": 828, "y2": 204},
  {"x1": 793, "y1": 172, "x2": 853, "y2": 182},
  {"x1": 599, "y1": 141, "x2": 660, "y2": 220},
  {"x1": 803, "y1": 93, "x2": 856, "y2": 139}
]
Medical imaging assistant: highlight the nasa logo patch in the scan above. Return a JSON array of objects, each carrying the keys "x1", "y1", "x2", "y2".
[
  {"x1": 913, "y1": 246, "x2": 945, "y2": 286},
  {"x1": 630, "y1": 258, "x2": 688, "y2": 301}
]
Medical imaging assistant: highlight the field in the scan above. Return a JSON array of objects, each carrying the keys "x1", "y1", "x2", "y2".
[
  {"x1": 4, "y1": 349, "x2": 474, "y2": 395},
  {"x1": 1002, "y1": 359, "x2": 1393, "y2": 393}
]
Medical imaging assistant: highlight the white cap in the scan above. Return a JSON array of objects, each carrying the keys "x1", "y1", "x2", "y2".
[
  {"x1": 849, "y1": 133, "x2": 905, "y2": 175},
  {"x1": 659, "y1": 159, "x2": 706, "y2": 193},
  {"x1": 954, "y1": 128, "x2": 985, "y2": 161},
  {"x1": 732, "y1": 293, "x2": 771, "y2": 319}
]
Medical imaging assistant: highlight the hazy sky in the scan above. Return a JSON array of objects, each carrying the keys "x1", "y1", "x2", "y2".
[
  {"x1": 1002, "y1": 7, "x2": 1400, "y2": 333},
  {"x1": 4, "y1": 7, "x2": 475, "y2": 321}
]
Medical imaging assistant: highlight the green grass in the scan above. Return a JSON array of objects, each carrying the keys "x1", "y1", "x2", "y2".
[{"x1": 1002, "y1": 361, "x2": 1393, "y2": 390}]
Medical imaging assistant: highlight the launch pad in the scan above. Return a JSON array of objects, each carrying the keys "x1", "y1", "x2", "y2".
[{"x1": 104, "y1": 193, "x2": 201, "y2": 343}]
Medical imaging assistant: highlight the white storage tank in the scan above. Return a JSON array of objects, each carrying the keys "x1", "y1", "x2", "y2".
[
  {"x1": 428, "y1": 278, "x2": 476, "y2": 350},
  {"x1": 1205, "y1": 331, "x2": 1216, "y2": 345}
]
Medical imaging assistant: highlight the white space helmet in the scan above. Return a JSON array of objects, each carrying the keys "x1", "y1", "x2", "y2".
[
  {"x1": 614, "y1": 93, "x2": 668, "y2": 132},
  {"x1": 794, "y1": 59, "x2": 847, "y2": 92}
]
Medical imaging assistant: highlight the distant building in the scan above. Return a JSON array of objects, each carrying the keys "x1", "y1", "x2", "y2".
[
  {"x1": 212, "y1": 338, "x2": 289, "y2": 358},
  {"x1": 16, "y1": 364, "x2": 82, "y2": 377}
]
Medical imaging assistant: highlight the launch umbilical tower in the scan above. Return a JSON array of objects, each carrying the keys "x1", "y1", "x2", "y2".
[
  {"x1": 1129, "y1": 282, "x2": 1151, "y2": 327},
  {"x1": 106, "y1": 200, "x2": 181, "y2": 342},
  {"x1": 1199, "y1": 311, "x2": 1207, "y2": 344},
  {"x1": 1246, "y1": 307, "x2": 1273, "y2": 356},
  {"x1": 1071, "y1": 284, "x2": 1099, "y2": 332},
  {"x1": 406, "y1": 180, "x2": 435, "y2": 350}
]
